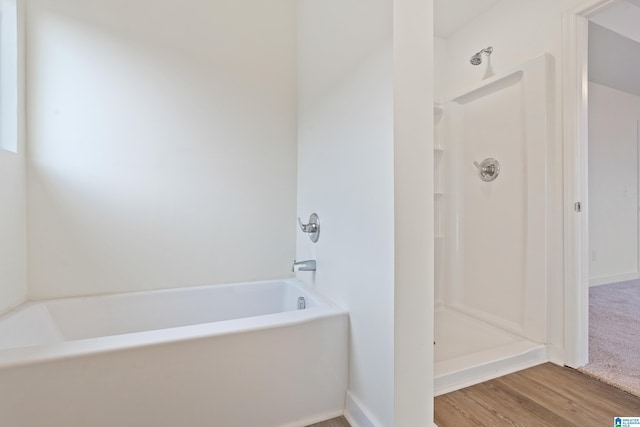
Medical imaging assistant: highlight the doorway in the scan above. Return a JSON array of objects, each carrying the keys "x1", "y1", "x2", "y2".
[{"x1": 565, "y1": 1, "x2": 640, "y2": 395}]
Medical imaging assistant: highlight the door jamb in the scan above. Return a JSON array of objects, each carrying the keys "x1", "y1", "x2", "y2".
[{"x1": 562, "y1": 0, "x2": 621, "y2": 368}]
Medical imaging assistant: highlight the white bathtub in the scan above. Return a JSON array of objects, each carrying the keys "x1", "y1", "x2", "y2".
[{"x1": 0, "y1": 279, "x2": 348, "y2": 427}]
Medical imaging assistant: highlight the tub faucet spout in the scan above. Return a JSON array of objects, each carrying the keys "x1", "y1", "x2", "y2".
[{"x1": 292, "y1": 260, "x2": 316, "y2": 272}]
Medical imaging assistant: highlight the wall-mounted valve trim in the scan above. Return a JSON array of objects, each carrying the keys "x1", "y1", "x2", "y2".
[
  {"x1": 473, "y1": 158, "x2": 500, "y2": 182},
  {"x1": 298, "y1": 213, "x2": 320, "y2": 243}
]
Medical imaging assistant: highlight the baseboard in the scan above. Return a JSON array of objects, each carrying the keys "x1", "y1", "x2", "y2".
[
  {"x1": 546, "y1": 344, "x2": 565, "y2": 366},
  {"x1": 344, "y1": 391, "x2": 382, "y2": 427},
  {"x1": 589, "y1": 272, "x2": 640, "y2": 287}
]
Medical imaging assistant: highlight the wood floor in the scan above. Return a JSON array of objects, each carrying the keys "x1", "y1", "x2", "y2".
[
  {"x1": 309, "y1": 364, "x2": 640, "y2": 427},
  {"x1": 435, "y1": 363, "x2": 640, "y2": 426},
  {"x1": 306, "y1": 416, "x2": 350, "y2": 427}
]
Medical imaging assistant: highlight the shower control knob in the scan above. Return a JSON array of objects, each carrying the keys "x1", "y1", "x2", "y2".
[
  {"x1": 473, "y1": 158, "x2": 500, "y2": 182},
  {"x1": 298, "y1": 213, "x2": 320, "y2": 243}
]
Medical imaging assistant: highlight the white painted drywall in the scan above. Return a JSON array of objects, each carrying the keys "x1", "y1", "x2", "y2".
[
  {"x1": 434, "y1": 37, "x2": 448, "y2": 103},
  {"x1": 434, "y1": 0, "x2": 500, "y2": 38},
  {"x1": 0, "y1": 152, "x2": 26, "y2": 316},
  {"x1": 435, "y1": 0, "x2": 589, "y2": 360},
  {"x1": 0, "y1": 0, "x2": 18, "y2": 153},
  {"x1": 26, "y1": 0, "x2": 298, "y2": 299},
  {"x1": 588, "y1": 82, "x2": 640, "y2": 285},
  {"x1": 0, "y1": 0, "x2": 26, "y2": 315},
  {"x1": 394, "y1": 0, "x2": 434, "y2": 425},
  {"x1": 296, "y1": 1, "x2": 395, "y2": 425}
]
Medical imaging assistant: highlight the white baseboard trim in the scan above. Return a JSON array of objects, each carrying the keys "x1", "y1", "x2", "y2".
[
  {"x1": 546, "y1": 345, "x2": 565, "y2": 366},
  {"x1": 589, "y1": 272, "x2": 640, "y2": 287},
  {"x1": 344, "y1": 391, "x2": 382, "y2": 427}
]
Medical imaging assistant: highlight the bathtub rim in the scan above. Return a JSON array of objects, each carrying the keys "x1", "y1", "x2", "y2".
[
  {"x1": 2, "y1": 277, "x2": 326, "y2": 311},
  {"x1": 0, "y1": 279, "x2": 347, "y2": 370}
]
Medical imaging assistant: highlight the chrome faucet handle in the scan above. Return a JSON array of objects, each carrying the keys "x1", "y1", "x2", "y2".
[
  {"x1": 297, "y1": 213, "x2": 320, "y2": 243},
  {"x1": 473, "y1": 158, "x2": 500, "y2": 182},
  {"x1": 298, "y1": 217, "x2": 317, "y2": 233}
]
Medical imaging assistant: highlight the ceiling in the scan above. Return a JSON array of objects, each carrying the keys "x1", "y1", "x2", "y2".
[
  {"x1": 589, "y1": 22, "x2": 640, "y2": 97},
  {"x1": 434, "y1": 0, "x2": 501, "y2": 38},
  {"x1": 590, "y1": 0, "x2": 640, "y2": 43},
  {"x1": 589, "y1": 1, "x2": 640, "y2": 96}
]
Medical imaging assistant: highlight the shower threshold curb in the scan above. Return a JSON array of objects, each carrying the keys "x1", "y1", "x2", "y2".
[{"x1": 434, "y1": 341, "x2": 547, "y2": 396}]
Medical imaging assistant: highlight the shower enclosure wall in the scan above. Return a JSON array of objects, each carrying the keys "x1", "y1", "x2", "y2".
[{"x1": 434, "y1": 54, "x2": 553, "y2": 395}]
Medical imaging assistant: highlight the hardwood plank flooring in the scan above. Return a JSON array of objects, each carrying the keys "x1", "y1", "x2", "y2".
[
  {"x1": 435, "y1": 363, "x2": 640, "y2": 426},
  {"x1": 306, "y1": 416, "x2": 350, "y2": 427}
]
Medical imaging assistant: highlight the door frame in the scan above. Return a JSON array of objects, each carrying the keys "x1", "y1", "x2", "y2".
[{"x1": 562, "y1": 0, "x2": 621, "y2": 368}]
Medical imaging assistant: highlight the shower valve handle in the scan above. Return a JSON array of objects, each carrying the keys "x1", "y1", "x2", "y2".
[
  {"x1": 474, "y1": 158, "x2": 500, "y2": 182},
  {"x1": 298, "y1": 217, "x2": 317, "y2": 233},
  {"x1": 474, "y1": 161, "x2": 494, "y2": 174},
  {"x1": 298, "y1": 213, "x2": 320, "y2": 243}
]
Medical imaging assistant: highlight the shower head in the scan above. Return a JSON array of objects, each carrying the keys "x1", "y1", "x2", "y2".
[{"x1": 470, "y1": 46, "x2": 493, "y2": 65}]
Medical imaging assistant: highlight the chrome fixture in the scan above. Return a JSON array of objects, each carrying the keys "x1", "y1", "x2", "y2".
[
  {"x1": 474, "y1": 158, "x2": 500, "y2": 182},
  {"x1": 470, "y1": 46, "x2": 493, "y2": 65},
  {"x1": 298, "y1": 213, "x2": 320, "y2": 243},
  {"x1": 297, "y1": 297, "x2": 306, "y2": 310},
  {"x1": 292, "y1": 259, "x2": 316, "y2": 272}
]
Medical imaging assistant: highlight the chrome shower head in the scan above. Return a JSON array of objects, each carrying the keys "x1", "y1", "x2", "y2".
[{"x1": 470, "y1": 46, "x2": 493, "y2": 66}]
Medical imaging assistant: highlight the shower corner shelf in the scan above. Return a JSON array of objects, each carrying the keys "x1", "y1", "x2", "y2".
[
  {"x1": 434, "y1": 145, "x2": 445, "y2": 153},
  {"x1": 435, "y1": 191, "x2": 445, "y2": 197}
]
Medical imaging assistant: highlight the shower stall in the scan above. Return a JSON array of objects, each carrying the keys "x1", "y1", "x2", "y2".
[{"x1": 434, "y1": 54, "x2": 553, "y2": 395}]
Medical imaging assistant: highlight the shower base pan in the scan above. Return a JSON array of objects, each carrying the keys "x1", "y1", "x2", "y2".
[{"x1": 434, "y1": 307, "x2": 547, "y2": 396}]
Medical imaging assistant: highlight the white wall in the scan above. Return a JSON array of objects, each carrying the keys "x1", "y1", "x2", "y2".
[
  {"x1": 435, "y1": 0, "x2": 591, "y2": 360},
  {"x1": 0, "y1": 152, "x2": 26, "y2": 315},
  {"x1": 588, "y1": 82, "x2": 640, "y2": 285},
  {"x1": 394, "y1": 0, "x2": 434, "y2": 425},
  {"x1": 296, "y1": 1, "x2": 395, "y2": 425},
  {"x1": 1, "y1": 0, "x2": 18, "y2": 152},
  {"x1": 26, "y1": 0, "x2": 298, "y2": 299},
  {"x1": 0, "y1": 0, "x2": 26, "y2": 314},
  {"x1": 434, "y1": 36, "x2": 447, "y2": 103}
]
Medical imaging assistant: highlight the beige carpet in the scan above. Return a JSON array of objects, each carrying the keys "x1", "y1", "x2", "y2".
[{"x1": 578, "y1": 279, "x2": 640, "y2": 396}]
